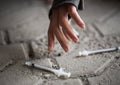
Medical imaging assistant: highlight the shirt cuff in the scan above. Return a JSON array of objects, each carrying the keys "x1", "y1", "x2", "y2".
[{"x1": 49, "y1": 0, "x2": 84, "y2": 19}]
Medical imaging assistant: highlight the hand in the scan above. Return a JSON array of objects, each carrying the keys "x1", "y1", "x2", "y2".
[{"x1": 48, "y1": 4, "x2": 85, "y2": 52}]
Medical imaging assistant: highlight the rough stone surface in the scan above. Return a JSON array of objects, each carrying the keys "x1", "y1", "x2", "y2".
[
  {"x1": 56, "y1": 34, "x2": 120, "y2": 77},
  {"x1": 93, "y1": 11, "x2": 120, "y2": 36},
  {"x1": 0, "y1": 58, "x2": 57, "y2": 85},
  {"x1": 88, "y1": 58, "x2": 120, "y2": 85},
  {"x1": 0, "y1": 61, "x2": 40, "y2": 85},
  {"x1": 0, "y1": 44, "x2": 26, "y2": 71},
  {"x1": 0, "y1": 31, "x2": 6, "y2": 45},
  {"x1": 0, "y1": 0, "x2": 120, "y2": 85},
  {"x1": 0, "y1": 0, "x2": 49, "y2": 43},
  {"x1": 0, "y1": 0, "x2": 48, "y2": 30},
  {"x1": 29, "y1": 35, "x2": 81, "y2": 64},
  {"x1": 29, "y1": 36, "x2": 81, "y2": 70},
  {"x1": 30, "y1": 36, "x2": 65, "y2": 58},
  {"x1": 79, "y1": 0, "x2": 120, "y2": 23},
  {"x1": 37, "y1": 78, "x2": 83, "y2": 85},
  {"x1": 8, "y1": 15, "x2": 49, "y2": 43},
  {"x1": 29, "y1": 23, "x2": 100, "y2": 69}
]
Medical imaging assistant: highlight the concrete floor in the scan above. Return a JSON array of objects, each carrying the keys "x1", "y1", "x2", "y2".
[{"x1": 0, "y1": 0, "x2": 120, "y2": 85}]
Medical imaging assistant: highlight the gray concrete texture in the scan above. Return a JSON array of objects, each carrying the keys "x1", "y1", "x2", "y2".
[
  {"x1": 0, "y1": 31, "x2": 6, "y2": 45},
  {"x1": 40, "y1": 78, "x2": 83, "y2": 85},
  {"x1": 0, "y1": 44, "x2": 26, "y2": 71},
  {"x1": 56, "y1": 34, "x2": 120, "y2": 77},
  {"x1": 88, "y1": 57, "x2": 120, "y2": 85},
  {"x1": 0, "y1": 0, "x2": 120, "y2": 85}
]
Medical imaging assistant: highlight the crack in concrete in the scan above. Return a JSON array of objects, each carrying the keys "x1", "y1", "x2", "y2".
[
  {"x1": 0, "y1": 60, "x2": 14, "y2": 72},
  {"x1": 92, "y1": 23, "x2": 104, "y2": 37},
  {"x1": 0, "y1": 30, "x2": 7, "y2": 45},
  {"x1": 98, "y1": 9, "x2": 120, "y2": 23},
  {"x1": 94, "y1": 55, "x2": 118, "y2": 76},
  {"x1": 4, "y1": 30, "x2": 11, "y2": 44}
]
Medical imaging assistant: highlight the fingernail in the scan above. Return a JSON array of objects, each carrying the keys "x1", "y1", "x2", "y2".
[
  {"x1": 74, "y1": 37, "x2": 79, "y2": 43},
  {"x1": 82, "y1": 24, "x2": 86, "y2": 29},
  {"x1": 48, "y1": 44, "x2": 53, "y2": 51},
  {"x1": 48, "y1": 47, "x2": 51, "y2": 51},
  {"x1": 64, "y1": 46, "x2": 69, "y2": 52}
]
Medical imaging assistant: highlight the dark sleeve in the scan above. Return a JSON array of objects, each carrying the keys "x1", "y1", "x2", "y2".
[{"x1": 49, "y1": 0, "x2": 84, "y2": 18}]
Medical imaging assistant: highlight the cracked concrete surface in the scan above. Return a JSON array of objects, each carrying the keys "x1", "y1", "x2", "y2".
[
  {"x1": 56, "y1": 34, "x2": 120, "y2": 78},
  {"x1": 0, "y1": 0, "x2": 120, "y2": 85}
]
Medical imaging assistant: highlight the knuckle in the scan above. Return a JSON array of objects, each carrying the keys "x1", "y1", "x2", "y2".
[
  {"x1": 70, "y1": 9, "x2": 76, "y2": 15},
  {"x1": 68, "y1": 6, "x2": 76, "y2": 15}
]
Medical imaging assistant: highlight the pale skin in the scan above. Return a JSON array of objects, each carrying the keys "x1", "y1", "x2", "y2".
[{"x1": 48, "y1": 4, "x2": 85, "y2": 52}]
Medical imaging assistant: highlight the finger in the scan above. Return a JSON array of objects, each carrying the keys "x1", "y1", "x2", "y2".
[
  {"x1": 52, "y1": 8, "x2": 69, "y2": 52},
  {"x1": 62, "y1": 27, "x2": 72, "y2": 41},
  {"x1": 68, "y1": 5, "x2": 85, "y2": 29},
  {"x1": 48, "y1": 21, "x2": 55, "y2": 51},
  {"x1": 59, "y1": 6, "x2": 79, "y2": 43},
  {"x1": 54, "y1": 26, "x2": 69, "y2": 52},
  {"x1": 59, "y1": 13, "x2": 79, "y2": 43}
]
